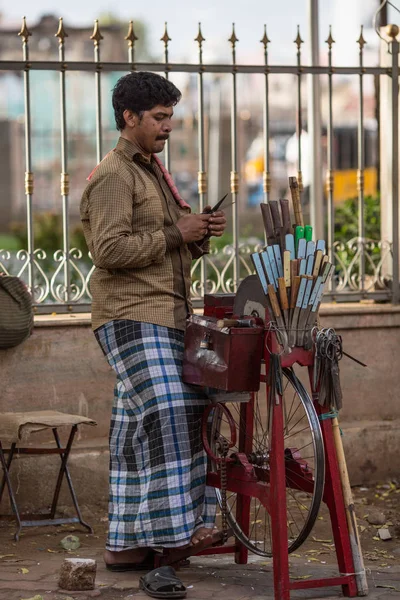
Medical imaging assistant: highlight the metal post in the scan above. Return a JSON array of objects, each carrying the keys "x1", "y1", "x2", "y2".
[
  {"x1": 125, "y1": 20, "x2": 138, "y2": 66},
  {"x1": 56, "y1": 18, "x2": 70, "y2": 303},
  {"x1": 295, "y1": 26, "x2": 304, "y2": 194},
  {"x1": 195, "y1": 24, "x2": 207, "y2": 294},
  {"x1": 307, "y1": 0, "x2": 324, "y2": 239},
  {"x1": 229, "y1": 24, "x2": 240, "y2": 291},
  {"x1": 18, "y1": 18, "x2": 34, "y2": 296},
  {"x1": 326, "y1": 28, "x2": 335, "y2": 291},
  {"x1": 161, "y1": 23, "x2": 171, "y2": 172},
  {"x1": 357, "y1": 27, "x2": 366, "y2": 293},
  {"x1": 261, "y1": 26, "x2": 271, "y2": 205},
  {"x1": 91, "y1": 20, "x2": 103, "y2": 164},
  {"x1": 389, "y1": 27, "x2": 400, "y2": 303}
]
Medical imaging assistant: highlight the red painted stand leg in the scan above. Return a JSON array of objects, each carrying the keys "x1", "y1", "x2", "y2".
[
  {"x1": 270, "y1": 394, "x2": 291, "y2": 600},
  {"x1": 234, "y1": 395, "x2": 254, "y2": 564}
]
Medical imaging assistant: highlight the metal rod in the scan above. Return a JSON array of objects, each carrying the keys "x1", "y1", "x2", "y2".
[
  {"x1": 0, "y1": 61, "x2": 389, "y2": 75},
  {"x1": 326, "y1": 27, "x2": 335, "y2": 292},
  {"x1": 357, "y1": 27, "x2": 366, "y2": 293},
  {"x1": 125, "y1": 20, "x2": 138, "y2": 66},
  {"x1": 261, "y1": 26, "x2": 271, "y2": 205},
  {"x1": 18, "y1": 18, "x2": 34, "y2": 296},
  {"x1": 229, "y1": 24, "x2": 239, "y2": 291},
  {"x1": 52, "y1": 427, "x2": 93, "y2": 532},
  {"x1": 196, "y1": 23, "x2": 207, "y2": 295},
  {"x1": 91, "y1": 20, "x2": 103, "y2": 164},
  {"x1": 56, "y1": 18, "x2": 70, "y2": 303},
  {"x1": 308, "y1": 0, "x2": 324, "y2": 239},
  {"x1": 295, "y1": 26, "x2": 304, "y2": 192},
  {"x1": 161, "y1": 23, "x2": 171, "y2": 171},
  {"x1": 391, "y1": 35, "x2": 399, "y2": 303}
]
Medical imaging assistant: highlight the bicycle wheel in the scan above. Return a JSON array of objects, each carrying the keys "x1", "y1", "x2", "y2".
[{"x1": 205, "y1": 367, "x2": 325, "y2": 557}]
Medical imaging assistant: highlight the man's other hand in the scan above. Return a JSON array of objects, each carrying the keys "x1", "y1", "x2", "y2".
[
  {"x1": 176, "y1": 213, "x2": 211, "y2": 243},
  {"x1": 205, "y1": 210, "x2": 226, "y2": 238}
]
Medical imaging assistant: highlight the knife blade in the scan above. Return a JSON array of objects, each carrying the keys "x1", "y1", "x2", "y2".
[
  {"x1": 289, "y1": 275, "x2": 307, "y2": 347},
  {"x1": 297, "y1": 275, "x2": 314, "y2": 346}
]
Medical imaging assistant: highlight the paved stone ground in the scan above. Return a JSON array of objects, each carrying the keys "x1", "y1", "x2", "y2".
[
  {"x1": 0, "y1": 533, "x2": 399, "y2": 600},
  {"x1": 1, "y1": 480, "x2": 399, "y2": 600}
]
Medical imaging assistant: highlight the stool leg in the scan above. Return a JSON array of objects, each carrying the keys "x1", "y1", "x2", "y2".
[
  {"x1": 0, "y1": 443, "x2": 16, "y2": 504},
  {"x1": 52, "y1": 427, "x2": 93, "y2": 533},
  {"x1": 0, "y1": 442, "x2": 22, "y2": 541}
]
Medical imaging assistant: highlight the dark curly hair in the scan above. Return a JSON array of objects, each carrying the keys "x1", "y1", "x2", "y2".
[{"x1": 112, "y1": 71, "x2": 182, "y2": 131}]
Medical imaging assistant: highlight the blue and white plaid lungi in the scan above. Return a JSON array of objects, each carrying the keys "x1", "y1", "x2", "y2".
[{"x1": 95, "y1": 319, "x2": 216, "y2": 551}]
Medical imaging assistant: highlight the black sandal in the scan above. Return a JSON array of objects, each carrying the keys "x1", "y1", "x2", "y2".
[{"x1": 139, "y1": 565, "x2": 187, "y2": 599}]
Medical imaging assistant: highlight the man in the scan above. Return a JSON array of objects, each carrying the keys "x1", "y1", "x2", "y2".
[{"x1": 80, "y1": 72, "x2": 226, "y2": 587}]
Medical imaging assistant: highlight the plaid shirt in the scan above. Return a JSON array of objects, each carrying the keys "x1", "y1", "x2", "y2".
[{"x1": 80, "y1": 137, "x2": 208, "y2": 331}]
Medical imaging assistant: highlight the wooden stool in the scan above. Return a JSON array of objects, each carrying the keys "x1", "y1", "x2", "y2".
[{"x1": 0, "y1": 410, "x2": 96, "y2": 540}]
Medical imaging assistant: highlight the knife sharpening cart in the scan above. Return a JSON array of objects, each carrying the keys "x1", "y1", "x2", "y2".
[{"x1": 183, "y1": 286, "x2": 359, "y2": 600}]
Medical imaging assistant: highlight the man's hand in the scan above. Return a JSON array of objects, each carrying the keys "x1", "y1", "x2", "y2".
[
  {"x1": 202, "y1": 207, "x2": 227, "y2": 238},
  {"x1": 176, "y1": 213, "x2": 211, "y2": 243}
]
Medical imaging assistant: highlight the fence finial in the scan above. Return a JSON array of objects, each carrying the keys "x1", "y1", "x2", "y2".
[
  {"x1": 18, "y1": 16, "x2": 32, "y2": 43},
  {"x1": 90, "y1": 20, "x2": 103, "y2": 46},
  {"x1": 260, "y1": 25, "x2": 270, "y2": 49},
  {"x1": 294, "y1": 25, "x2": 303, "y2": 50},
  {"x1": 195, "y1": 22, "x2": 205, "y2": 48},
  {"x1": 357, "y1": 25, "x2": 366, "y2": 49},
  {"x1": 55, "y1": 17, "x2": 68, "y2": 44},
  {"x1": 229, "y1": 23, "x2": 239, "y2": 48},
  {"x1": 125, "y1": 21, "x2": 138, "y2": 48},
  {"x1": 326, "y1": 25, "x2": 335, "y2": 49},
  {"x1": 160, "y1": 22, "x2": 171, "y2": 46}
]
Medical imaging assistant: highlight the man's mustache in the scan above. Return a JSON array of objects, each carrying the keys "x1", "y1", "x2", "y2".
[{"x1": 156, "y1": 135, "x2": 169, "y2": 141}]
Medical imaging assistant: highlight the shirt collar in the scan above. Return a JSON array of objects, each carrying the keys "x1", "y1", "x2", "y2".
[{"x1": 115, "y1": 136, "x2": 152, "y2": 164}]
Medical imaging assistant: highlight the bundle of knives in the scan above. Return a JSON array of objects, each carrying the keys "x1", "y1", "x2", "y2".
[{"x1": 250, "y1": 177, "x2": 334, "y2": 353}]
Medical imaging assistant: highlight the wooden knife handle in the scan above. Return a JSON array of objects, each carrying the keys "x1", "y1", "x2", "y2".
[
  {"x1": 269, "y1": 200, "x2": 282, "y2": 230},
  {"x1": 267, "y1": 284, "x2": 281, "y2": 318},
  {"x1": 290, "y1": 275, "x2": 301, "y2": 309},
  {"x1": 279, "y1": 198, "x2": 292, "y2": 234},
  {"x1": 260, "y1": 203, "x2": 275, "y2": 239},
  {"x1": 278, "y1": 277, "x2": 289, "y2": 310}
]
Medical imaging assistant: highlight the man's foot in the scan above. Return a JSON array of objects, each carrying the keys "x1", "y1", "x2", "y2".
[
  {"x1": 159, "y1": 528, "x2": 231, "y2": 567},
  {"x1": 104, "y1": 548, "x2": 154, "y2": 572},
  {"x1": 190, "y1": 526, "x2": 219, "y2": 546}
]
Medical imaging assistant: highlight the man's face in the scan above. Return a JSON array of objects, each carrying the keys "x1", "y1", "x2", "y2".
[{"x1": 127, "y1": 104, "x2": 174, "y2": 155}]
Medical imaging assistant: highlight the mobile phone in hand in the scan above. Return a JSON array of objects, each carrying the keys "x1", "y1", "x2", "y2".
[{"x1": 203, "y1": 193, "x2": 229, "y2": 214}]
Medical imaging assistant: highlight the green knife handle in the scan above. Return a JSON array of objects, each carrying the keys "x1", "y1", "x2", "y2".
[
  {"x1": 305, "y1": 225, "x2": 313, "y2": 242},
  {"x1": 295, "y1": 226, "x2": 304, "y2": 251}
]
